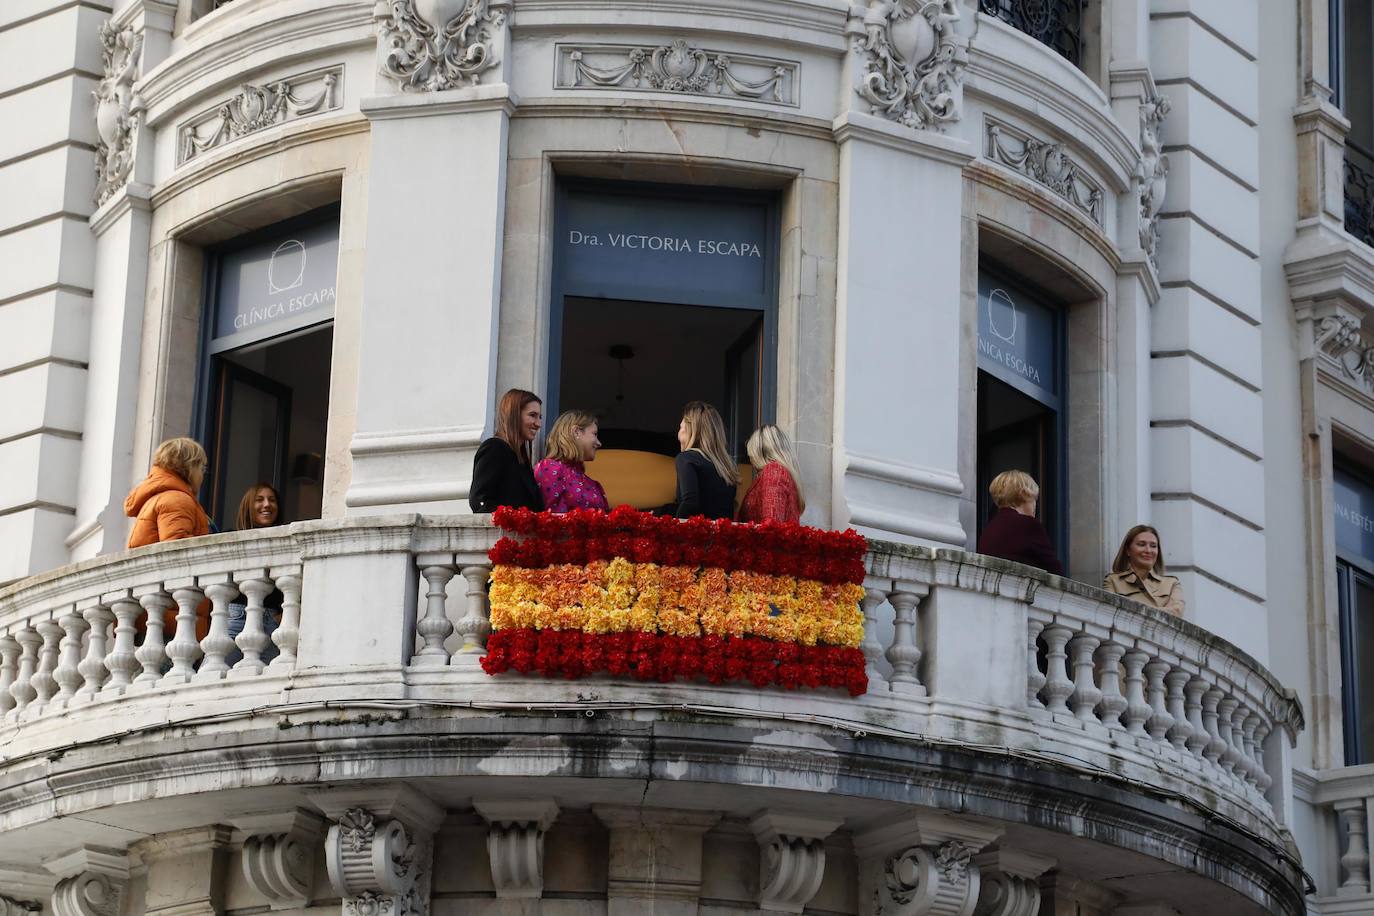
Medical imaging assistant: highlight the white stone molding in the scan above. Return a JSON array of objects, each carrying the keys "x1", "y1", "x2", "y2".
[
  {"x1": 851, "y1": 0, "x2": 967, "y2": 131},
  {"x1": 855, "y1": 813, "x2": 1002, "y2": 916},
  {"x1": 971, "y1": 850, "x2": 1055, "y2": 916},
  {"x1": 375, "y1": 0, "x2": 507, "y2": 92},
  {"x1": 233, "y1": 809, "x2": 326, "y2": 910},
  {"x1": 177, "y1": 66, "x2": 343, "y2": 165},
  {"x1": 0, "y1": 897, "x2": 41, "y2": 916},
  {"x1": 1137, "y1": 93, "x2": 1170, "y2": 263},
  {"x1": 472, "y1": 799, "x2": 559, "y2": 899},
  {"x1": 984, "y1": 117, "x2": 1103, "y2": 225},
  {"x1": 93, "y1": 22, "x2": 143, "y2": 205},
  {"x1": 749, "y1": 813, "x2": 843, "y2": 913},
  {"x1": 554, "y1": 42, "x2": 798, "y2": 106},
  {"x1": 44, "y1": 849, "x2": 129, "y2": 916},
  {"x1": 316, "y1": 786, "x2": 444, "y2": 916},
  {"x1": 1313, "y1": 313, "x2": 1374, "y2": 397}
]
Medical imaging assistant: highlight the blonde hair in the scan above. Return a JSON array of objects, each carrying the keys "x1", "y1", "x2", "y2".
[
  {"x1": 681, "y1": 401, "x2": 739, "y2": 485},
  {"x1": 988, "y1": 469, "x2": 1039, "y2": 509},
  {"x1": 745, "y1": 424, "x2": 805, "y2": 512},
  {"x1": 545, "y1": 409, "x2": 598, "y2": 463},
  {"x1": 1112, "y1": 524, "x2": 1166, "y2": 575},
  {"x1": 153, "y1": 437, "x2": 208, "y2": 488}
]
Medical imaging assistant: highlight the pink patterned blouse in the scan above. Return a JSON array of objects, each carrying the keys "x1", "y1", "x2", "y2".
[{"x1": 534, "y1": 458, "x2": 610, "y2": 513}]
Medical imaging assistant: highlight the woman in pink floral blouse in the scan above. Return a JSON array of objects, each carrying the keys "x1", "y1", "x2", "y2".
[{"x1": 535, "y1": 409, "x2": 610, "y2": 512}]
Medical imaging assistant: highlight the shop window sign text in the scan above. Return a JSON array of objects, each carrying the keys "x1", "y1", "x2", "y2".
[{"x1": 567, "y1": 229, "x2": 762, "y2": 259}]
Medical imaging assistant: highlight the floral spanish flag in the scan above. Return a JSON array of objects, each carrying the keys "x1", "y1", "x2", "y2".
[{"x1": 482, "y1": 505, "x2": 869, "y2": 695}]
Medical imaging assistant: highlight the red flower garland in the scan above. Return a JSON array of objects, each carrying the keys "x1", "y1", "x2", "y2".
[
  {"x1": 481, "y1": 628, "x2": 868, "y2": 696},
  {"x1": 490, "y1": 506, "x2": 867, "y2": 585}
]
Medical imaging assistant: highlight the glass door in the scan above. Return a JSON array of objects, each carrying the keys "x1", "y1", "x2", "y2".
[{"x1": 209, "y1": 361, "x2": 292, "y2": 529}]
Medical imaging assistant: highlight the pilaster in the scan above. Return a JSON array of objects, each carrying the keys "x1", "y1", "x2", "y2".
[
  {"x1": 129, "y1": 826, "x2": 233, "y2": 916},
  {"x1": 594, "y1": 806, "x2": 720, "y2": 916}
]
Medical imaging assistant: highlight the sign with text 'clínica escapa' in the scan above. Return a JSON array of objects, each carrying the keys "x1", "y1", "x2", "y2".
[
  {"x1": 558, "y1": 187, "x2": 772, "y2": 309},
  {"x1": 211, "y1": 218, "x2": 340, "y2": 352},
  {"x1": 976, "y1": 271, "x2": 1059, "y2": 406},
  {"x1": 1335, "y1": 469, "x2": 1374, "y2": 563}
]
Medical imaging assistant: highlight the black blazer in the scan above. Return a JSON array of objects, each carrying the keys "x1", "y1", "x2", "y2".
[
  {"x1": 470, "y1": 437, "x2": 544, "y2": 513},
  {"x1": 674, "y1": 450, "x2": 736, "y2": 519},
  {"x1": 976, "y1": 506, "x2": 1063, "y2": 575}
]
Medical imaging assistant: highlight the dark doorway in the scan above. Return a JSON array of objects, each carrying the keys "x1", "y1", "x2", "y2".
[{"x1": 977, "y1": 371, "x2": 1059, "y2": 551}]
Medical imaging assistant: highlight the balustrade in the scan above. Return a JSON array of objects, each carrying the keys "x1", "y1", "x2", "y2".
[
  {"x1": 1345, "y1": 147, "x2": 1374, "y2": 249},
  {"x1": 978, "y1": 0, "x2": 1087, "y2": 67}
]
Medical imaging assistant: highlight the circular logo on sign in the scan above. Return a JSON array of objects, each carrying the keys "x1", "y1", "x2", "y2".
[
  {"x1": 268, "y1": 239, "x2": 307, "y2": 294},
  {"x1": 987, "y1": 287, "x2": 1018, "y2": 345}
]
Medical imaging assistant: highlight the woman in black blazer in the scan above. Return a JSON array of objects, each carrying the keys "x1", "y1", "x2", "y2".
[
  {"x1": 673, "y1": 401, "x2": 739, "y2": 519},
  {"x1": 470, "y1": 388, "x2": 545, "y2": 513}
]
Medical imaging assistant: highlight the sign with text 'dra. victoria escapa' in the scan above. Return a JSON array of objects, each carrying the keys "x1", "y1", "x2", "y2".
[
  {"x1": 557, "y1": 188, "x2": 772, "y2": 309},
  {"x1": 212, "y1": 218, "x2": 340, "y2": 353}
]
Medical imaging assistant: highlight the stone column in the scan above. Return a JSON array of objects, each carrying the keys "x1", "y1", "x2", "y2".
[
  {"x1": 314, "y1": 784, "x2": 445, "y2": 916},
  {"x1": 45, "y1": 848, "x2": 129, "y2": 916},
  {"x1": 854, "y1": 811, "x2": 1002, "y2": 916},
  {"x1": 594, "y1": 806, "x2": 720, "y2": 916},
  {"x1": 832, "y1": 2, "x2": 973, "y2": 547},
  {"x1": 345, "y1": 0, "x2": 516, "y2": 515}
]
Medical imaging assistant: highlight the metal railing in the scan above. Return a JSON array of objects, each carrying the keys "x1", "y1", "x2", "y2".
[
  {"x1": 978, "y1": 0, "x2": 1088, "y2": 67},
  {"x1": 1346, "y1": 144, "x2": 1374, "y2": 250}
]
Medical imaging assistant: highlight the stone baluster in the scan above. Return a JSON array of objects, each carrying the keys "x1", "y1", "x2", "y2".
[
  {"x1": 862, "y1": 583, "x2": 891, "y2": 692},
  {"x1": 1231, "y1": 703, "x2": 1256, "y2": 784},
  {"x1": 1039, "y1": 625, "x2": 1074, "y2": 713},
  {"x1": 1121, "y1": 649, "x2": 1151, "y2": 737},
  {"x1": 8, "y1": 628, "x2": 40, "y2": 719},
  {"x1": 30, "y1": 619, "x2": 62, "y2": 713},
  {"x1": 74, "y1": 602, "x2": 114, "y2": 700},
  {"x1": 196, "y1": 579, "x2": 239, "y2": 679},
  {"x1": 53, "y1": 605, "x2": 90, "y2": 703},
  {"x1": 135, "y1": 590, "x2": 173, "y2": 685},
  {"x1": 0, "y1": 634, "x2": 19, "y2": 716},
  {"x1": 1337, "y1": 799, "x2": 1372, "y2": 895},
  {"x1": 1201, "y1": 686, "x2": 1226, "y2": 764},
  {"x1": 1241, "y1": 710, "x2": 1264, "y2": 787},
  {"x1": 165, "y1": 585, "x2": 205, "y2": 682},
  {"x1": 1094, "y1": 641, "x2": 1126, "y2": 729},
  {"x1": 1184, "y1": 676, "x2": 1210, "y2": 758},
  {"x1": 102, "y1": 594, "x2": 142, "y2": 694},
  {"x1": 1164, "y1": 668, "x2": 1194, "y2": 751},
  {"x1": 1025, "y1": 618, "x2": 1046, "y2": 709},
  {"x1": 269, "y1": 571, "x2": 302, "y2": 671},
  {"x1": 230, "y1": 577, "x2": 273, "y2": 677},
  {"x1": 1252, "y1": 721, "x2": 1273, "y2": 791},
  {"x1": 1068, "y1": 633, "x2": 1101, "y2": 723},
  {"x1": 885, "y1": 586, "x2": 926, "y2": 695},
  {"x1": 414, "y1": 561, "x2": 456, "y2": 666},
  {"x1": 1215, "y1": 695, "x2": 1241, "y2": 775},
  {"x1": 1143, "y1": 660, "x2": 1174, "y2": 743},
  {"x1": 454, "y1": 562, "x2": 492, "y2": 662}
]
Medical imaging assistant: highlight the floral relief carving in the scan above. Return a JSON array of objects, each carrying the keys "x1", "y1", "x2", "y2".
[
  {"x1": 177, "y1": 67, "x2": 341, "y2": 165},
  {"x1": 1138, "y1": 93, "x2": 1171, "y2": 263},
  {"x1": 326, "y1": 809, "x2": 429, "y2": 916},
  {"x1": 556, "y1": 41, "x2": 798, "y2": 105},
  {"x1": 985, "y1": 117, "x2": 1103, "y2": 225},
  {"x1": 375, "y1": 0, "x2": 505, "y2": 92},
  {"x1": 1315, "y1": 314, "x2": 1374, "y2": 396},
  {"x1": 93, "y1": 22, "x2": 143, "y2": 205},
  {"x1": 853, "y1": 0, "x2": 966, "y2": 131},
  {"x1": 876, "y1": 843, "x2": 980, "y2": 916}
]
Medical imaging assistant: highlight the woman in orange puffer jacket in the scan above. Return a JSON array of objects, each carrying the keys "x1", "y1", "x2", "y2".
[{"x1": 125, "y1": 437, "x2": 211, "y2": 548}]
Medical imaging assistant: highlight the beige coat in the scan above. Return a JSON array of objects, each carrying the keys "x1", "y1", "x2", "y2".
[{"x1": 1104, "y1": 568, "x2": 1185, "y2": 616}]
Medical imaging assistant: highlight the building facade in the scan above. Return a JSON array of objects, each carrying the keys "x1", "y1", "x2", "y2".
[{"x1": 0, "y1": 0, "x2": 1370, "y2": 913}]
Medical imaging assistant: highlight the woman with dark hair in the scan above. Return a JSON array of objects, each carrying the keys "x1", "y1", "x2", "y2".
[
  {"x1": 673, "y1": 401, "x2": 738, "y2": 519},
  {"x1": 1105, "y1": 524, "x2": 1184, "y2": 616},
  {"x1": 235, "y1": 482, "x2": 280, "y2": 531},
  {"x1": 470, "y1": 388, "x2": 545, "y2": 513},
  {"x1": 228, "y1": 482, "x2": 285, "y2": 666}
]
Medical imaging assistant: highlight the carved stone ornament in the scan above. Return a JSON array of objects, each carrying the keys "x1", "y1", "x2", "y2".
[
  {"x1": 556, "y1": 41, "x2": 798, "y2": 106},
  {"x1": 972, "y1": 871, "x2": 1040, "y2": 916},
  {"x1": 325, "y1": 809, "x2": 426, "y2": 916},
  {"x1": 1315, "y1": 314, "x2": 1374, "y2": 397},
  {"x1": 473, "y1": 799, "x2": 559, "y2": 899},
  {"x1": 853, "y1": 0, "x2": 966, "y2": 131},
  {"x1": 178, "y1": 67, "x2": 341, "y2": 165},
  {"x1": 92, "y1": 22, "x2": 143, "y2": 206},
  {"x1": 759, "y1": 837, "x2": 827, "y2": 912},
  {"x1": 877, "y1": 842, "x2": 980, "y2": 916},
  {"x1": 0, "y1": 896, "x2": 41, "y2": 916},
  {"x1": 985, "y1": 117, "x2": 1103, "y2": 225},
  {"x1": 239, "y1": 811, "x2": 326, "y2": 909},
  {"x1": 1138, "y1": 93, "x2": 1171, "y2": 262},
  {"x1": 51, "y1": 873, "x2": 124, "y2": 916},
  {"x1": 375, "y1": 0, "x2": 504, "y2": 92}
]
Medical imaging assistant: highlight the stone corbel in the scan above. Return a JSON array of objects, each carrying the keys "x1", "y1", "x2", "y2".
[
  {"x1": 231, "y1": 809, "x2": 327, "y2": 910},
  {"x1": 43, "y1": 849, "x2": 129, "y2": 916},
  {"x1": 473, "y1": 798, "x2": 559, "y2": 898},
  {"x1": 749, "y1": 812, "x2": 843, "y2": 913},
  {"x1": 855, "y1": 812, "x2": 1003, "y2": 916},
  {"x1": 971, "y1": 849, "x2": 1055, "y2": 916},
  {"x1": 314, "y1": 785, "x2": 445, "y2": 916}
]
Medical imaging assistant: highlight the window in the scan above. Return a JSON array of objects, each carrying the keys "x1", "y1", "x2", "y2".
[
  {"x1": 194, "y1": 206, "x2": 339, "y2": 530},
  {"x1": 1334, "y1": 0, "x2": 1374, "y2": 246},
  {"x1": 978, "y1": 0, "x2": 1088, "y2": 67},
  {"x1": 1335, "y1": 465, "x2": 1374, "y2": 763}
]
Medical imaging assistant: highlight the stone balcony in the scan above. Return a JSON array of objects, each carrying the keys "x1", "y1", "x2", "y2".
[{"x1": 0, "y1": 517, "x2": 1306, "y2": 913}]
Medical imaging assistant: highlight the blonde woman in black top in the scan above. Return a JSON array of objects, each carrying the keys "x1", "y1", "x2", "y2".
[{"x1": 673, "y1": 401, "x2": 739, "y2": 519}]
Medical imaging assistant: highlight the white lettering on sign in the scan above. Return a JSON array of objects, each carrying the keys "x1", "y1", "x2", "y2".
[
  {"x1": 232, "y1": 286, "x2": 337, "y2": 331},
  {"x1": 978, "y1": 335, "x2": 1043, "y2": 387},
  {"x1": 568, "y1": 229, "x2": 761, "y2": 258},
  {"x1": 1336, "y1": 500, "x2": 1374, "y2": 534}
]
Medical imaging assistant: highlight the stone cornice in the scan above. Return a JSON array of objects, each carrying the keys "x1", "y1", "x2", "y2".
[
  {"x1": 361, "y1": 84, "x2": 518, "y2": 122},
  {"x1": 831, "y1": 110, "x2": 975, "y2": 166},
  {"x1": 1285, "y1": 222, "x2": 1374, "y2": 310},
  {"x1": 89, "y1": 181, "x2": 153, "y2": 236}
]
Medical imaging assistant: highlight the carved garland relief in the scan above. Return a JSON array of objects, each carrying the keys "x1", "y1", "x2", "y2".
[
  {"x1": 1316, "y1": 314, "x2": 1374, "y2": 397},
  {"x1": 1138, "y1": 93, "x2": 1171, "y2": 263},
  {"x1": 177, "y1": 67, "x2": 342, "y2": 165},
  {"x1": 555, "y1": 41, "x2": 799, "y2": 106},
  {"x1": 985, "y1": 117, "x2": 1104, "y2": 225},
  {"x1": 375, "y1": 0, "x2": 505, "y2": 92}
]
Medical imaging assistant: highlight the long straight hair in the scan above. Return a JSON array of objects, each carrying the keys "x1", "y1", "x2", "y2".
[
  {"x1": 1111, "y1": 524, "x2": 1166, "y2": 575},
  {"x1": 495, "y1": 388, "x2": 541, "y2": 466},
  {"x1": 681, "y1": 401, "x2": 739, "y2": 485},
  {"x1": 234, "y1": 482, "x2": 281, "y2": 531},
  {"x1": 745, "y1": 424, "x2": 805, "y2": 511}
]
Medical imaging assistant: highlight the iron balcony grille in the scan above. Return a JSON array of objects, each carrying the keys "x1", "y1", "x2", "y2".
[
  {"x1": 1347, "y1": 145, "x2": 1374, "y2": 250},
  {"x1": 979, "y1": 0, "x2": 1087, "y2": 68}
]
